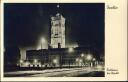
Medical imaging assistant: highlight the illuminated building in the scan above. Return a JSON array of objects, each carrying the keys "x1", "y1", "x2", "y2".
[
  {"x1": 24, "y1": 5, "x2": 104, "y2": 68},
  {"x1": 50, "y1": 5, "x2": 65, "y2": 48}
]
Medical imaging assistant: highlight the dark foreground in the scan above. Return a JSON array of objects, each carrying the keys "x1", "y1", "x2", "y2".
[{"x1": 77, "y1": 71, "x2": 104, "y2": 77}]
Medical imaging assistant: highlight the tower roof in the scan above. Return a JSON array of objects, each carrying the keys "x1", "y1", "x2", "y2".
[
  {"x1": 56, "y1": 4, "x2": 61, "y2": 14},
  {"x1": 57, "y1": 4, "x2": 59, "y2": 8}
]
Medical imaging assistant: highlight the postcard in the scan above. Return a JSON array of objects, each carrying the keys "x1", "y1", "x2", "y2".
[{"x1": 0, "y1": 0, "x2": 127, "y2": 81}]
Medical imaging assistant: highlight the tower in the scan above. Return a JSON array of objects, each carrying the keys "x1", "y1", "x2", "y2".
[{"x1": 50, "y1": 5, "x2": 65, "y2": 48}]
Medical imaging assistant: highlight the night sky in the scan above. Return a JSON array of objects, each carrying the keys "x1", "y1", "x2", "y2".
[{"x1": 4, "y1": 3, "x2": 104, "y2": 50}]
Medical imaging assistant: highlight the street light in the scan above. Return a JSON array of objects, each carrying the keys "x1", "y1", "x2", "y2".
[
  {"x1": 81, "y1": 53, "x2": 84, "y2": 57},
  {"x1": 79, "y1": 59, "x2": 83, "y2": 67},
  {"x1": 86, "y1": 54, "x2": 93, "y2": 61},
  {"x1": 86, "y1": 54, "x2": 93, "y2": 67},
  {"x1": 34, "y1": 59, "x2": 38, "y2": 63},
  {"x1": 76, "y1": 58, "x2": 79, "y2": 62},
  {"x1": 75, "y1": 58, "x2": 79, "y2": 67},
  {"x1": 80, "y1": 53, "x2": 85, "y2": 67},
  {"x1": 53, "y1": 59, "x2": 57, "y2": 64},
  {"x1": 92, "y1": 58, "x2": 96, "y2": 67},
  {"x1": 92, "y1": 58, "x2": 96, "y2": 61},
  {"x1": 68, "y1": 47, "x2": 74, "y2": 68},
  {"x1": 24, "y1": 61, "x2": 30, "y2": 67},
  {"x1": 79, "y1": 59, "x2": 82, "y2": 63},
  {"x1": 20, "y1": 60, "x2": 24, "y2": 63}
]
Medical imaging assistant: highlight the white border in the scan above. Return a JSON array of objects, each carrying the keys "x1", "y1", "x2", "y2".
[{"x1": 1, "y1": 0, "x2": 127, "y2": 81}]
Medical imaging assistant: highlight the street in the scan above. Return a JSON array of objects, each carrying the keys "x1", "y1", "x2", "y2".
[{"x1": 4, "y1": 67, "x2": 104, "y2": 77}]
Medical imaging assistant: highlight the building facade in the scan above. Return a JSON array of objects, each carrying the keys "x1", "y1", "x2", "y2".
[{"x1": 25, "y1": 47, "x2": 104, "y2": 68}]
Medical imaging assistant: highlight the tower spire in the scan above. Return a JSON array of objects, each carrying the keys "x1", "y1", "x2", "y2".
[
  {"x1": 57, "y1": 4, "x2": 59, "y2": 8},
  {"x1": 56, "y1": 4, "x2": 60, "y2": 14}
]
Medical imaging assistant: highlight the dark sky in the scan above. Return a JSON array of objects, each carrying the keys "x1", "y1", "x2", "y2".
[{"x1": 4, "y1": 3, "x2": 104, "y2": 49}]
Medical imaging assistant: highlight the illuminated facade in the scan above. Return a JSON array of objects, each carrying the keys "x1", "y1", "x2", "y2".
[{"x1": 50, "y1": 13, "x2": 65, "y2": 48}]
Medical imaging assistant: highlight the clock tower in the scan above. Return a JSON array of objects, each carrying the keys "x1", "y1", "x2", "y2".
[{"x1": 50, "y1": 5, "x2": 65, "y2": 48}]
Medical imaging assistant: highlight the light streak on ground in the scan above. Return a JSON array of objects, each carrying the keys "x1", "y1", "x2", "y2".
[{"x1": 4, "y1": 66, "x2": 104, "y2": 77}]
